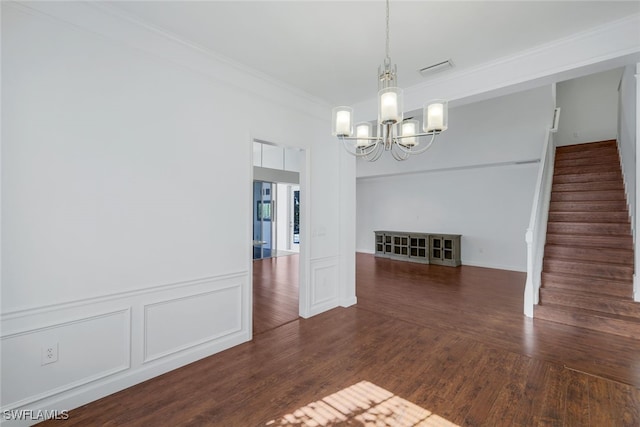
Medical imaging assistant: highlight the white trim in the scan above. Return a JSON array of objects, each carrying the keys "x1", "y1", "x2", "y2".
[
  {"x1": 299, "y1": 147, "x2": 313, "y2": 319},
  {"x1": 4, "y1": 1, "x2": 329, "y2": 122},
  {"x1": 356, "y1": 249, "x2": 376, "y2": 255},
  {"x1": 353, "y1": 14, "x2": 640, "y2": 117},
  {"x1": 357, "y1": 159, "x2": 540, "y2": 181},
  {"x1": 1, "y1": 308, "x2": 131, "y2": 410},
  {"x1": 461, "y1": 260, "x2": 526, "y2": 273},
  {"x1": 142, "y1": 285, "x2": 243, "y2": 363},
  {"x1": 1, "y1": 271, "x2": 248, "y2": 320}
]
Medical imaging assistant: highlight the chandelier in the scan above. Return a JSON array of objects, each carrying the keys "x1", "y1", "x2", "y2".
[{"x1": 331, "y1": 0, "x2": 449, "y2": 161}]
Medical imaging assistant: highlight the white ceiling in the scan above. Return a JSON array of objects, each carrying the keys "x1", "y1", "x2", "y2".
[{"x1": 107, "y1": 1, "x2": 639, "y2": 106}]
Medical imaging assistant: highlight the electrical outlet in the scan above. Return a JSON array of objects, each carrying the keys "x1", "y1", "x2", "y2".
[{"x1": 41, "y1": 343, "x2": 59, "y2": 365}]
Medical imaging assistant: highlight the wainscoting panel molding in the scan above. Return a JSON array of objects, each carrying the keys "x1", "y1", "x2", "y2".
[
  {"x1": 1, "y1": 308, "x2": 131, "y2": 410},
  {"x1": 143, "y1": 283, "x2": 243, "y2": 363},
  {"x1": 308, "y1": 256, "x2": 340, "y2": 316},
  {"x1": 0, "y1": 272, "x2": 250, "y2": 424}
]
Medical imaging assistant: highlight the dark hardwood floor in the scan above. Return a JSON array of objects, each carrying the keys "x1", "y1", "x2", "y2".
[
  {"x1": 252, "y1": 254, "x2": 299, "y2": 335},
  {"x1": 39, "y1": 254, "x2": 640, "y2": 426}
]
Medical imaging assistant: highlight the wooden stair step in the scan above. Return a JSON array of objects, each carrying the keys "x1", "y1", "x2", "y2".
[
  {"x1": 543, "y1": 244, "x2": 634, "y2": 265},
  {"x1": 547, "y1": 211, "x2": 629, "y2": 223},
  {"x1": 545, "y1": 233, "x2": 633, "y2": 250},
  {"x1": 554, "y1": 163, "x2": 620, "y2": 176},
  {"x1": 552, "y1": 181, "x2": 624, "y2": 193},
  {"x1": 555, "y1": 140, "x2": 617, "y2": 154},
  {"x1": 541, "y1": 272, "x2": 633, "y2": 298},
  {"x1": 555, "y1": 151, "x2": 618, "y2": 163},
  {"x1": 549, "y1": 200, "x2": 628, "y2": 212},
  {"x1": 554, "y1": 154, "x2": 620, "y2": 168},
  {"x1": 551, "y1": 171, "x2": 621, "y2": 184},
  {"x1": 551, "y1": 190, "x2": 626, "y2": 202},
  {"x1": 534, "y1": 304, "x2": 640, "y2": 339},
  {"x1": 539, "y1": 288, "x2": 640, "y2": 318},
  {"x1": 543, "y1": 258, "x2": 633, "y2": 281},
  {"x1": 546, "y1": 222, "x2": 631, "y2": 236}
]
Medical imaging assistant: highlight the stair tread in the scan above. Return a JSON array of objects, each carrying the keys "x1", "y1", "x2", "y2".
[
  {"x1": 537, "y1": 303, "x2": 640, "y2": 324},
  {"x1": 549, "y1": 201, "x2": 628, "y2": 212},
  {"x1": 545, "y1": 233, "x2": 633, "y2": 250},
  {"x1": 542, "y1": 271, "x2": 632, "y2": 285},
  {"x1": 542, "y1": 245, "x2": 634, "y2": 265},
  {"x1": 544, "y1": 257, "x2": 634, "y2": 269},
  {"x1": 547, "y1": 212, "x2": 629, "y2": 223},
  {"x1": 547, "y1": 221, "x2": 630, "y2": 227},
  {"x1": 541, "y1": 272, "x2": 633, "y2": 297},
  {"x1": 535, "y1": 305, "x2": 640, "y2": 339},
  {"x1": 540, "y1": 287, "x2": 632, "y2": 302},
  {"x1": 555, "y1": 140, "x2": 617, "y2": 152}
]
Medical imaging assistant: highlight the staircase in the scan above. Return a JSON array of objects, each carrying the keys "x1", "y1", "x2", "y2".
[{"x1": 535, "y1": 140, "x2": 640, "y2": 339}]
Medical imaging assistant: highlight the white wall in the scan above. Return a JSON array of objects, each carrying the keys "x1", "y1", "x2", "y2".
[
  {"x1": 1, "y1": 2, "x2": 355, "y2": 424},
  {"x1": 555, "y1": 68, "x2": 623, "y2": 146},
  {"x1": 356, "y1": 86, "x2": 554, "y2": 272},
  {"x1": 619, "y1": 64, "x2": 637, "y2": 234}
]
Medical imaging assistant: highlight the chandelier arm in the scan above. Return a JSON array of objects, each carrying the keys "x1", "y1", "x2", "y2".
[
  {"x1": 393, "y1": 132, "x2": 438, "y2": 155},
  {"x1": 390, "y1": 143, "x2": 411, "y2": 161},
  {"x1": 365, "y1": 142, "x2": 385, "y2": 162},
  {"x1": 340, "y1": 136, "x2": 381, "y2": 157}
]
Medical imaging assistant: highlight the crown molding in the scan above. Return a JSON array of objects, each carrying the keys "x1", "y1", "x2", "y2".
[
  {"x1": 5, "y1": 0, "x2": 331, "y2": 121},
  {"x1": 353, "y1": 13, "x2": 640, "y2": 118}
]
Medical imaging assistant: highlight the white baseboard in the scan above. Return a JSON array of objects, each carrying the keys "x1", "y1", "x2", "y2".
[{"x1": 356, "y1": 249, "x2": 375, "y2": 255}]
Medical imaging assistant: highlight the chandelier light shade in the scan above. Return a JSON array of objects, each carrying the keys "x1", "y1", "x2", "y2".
[
  {"x1": 332, "y1": 106, "x2": 353, "y2": 137},
  {"x1": 356, "y1": 122, "x2": 372, "y2": 147},
  {"x1": 424, "y1": 100, "x2": 448, "y2": 132},
  {"x1": 332, "y1": 0, "x2": 449, "y2": 161}
]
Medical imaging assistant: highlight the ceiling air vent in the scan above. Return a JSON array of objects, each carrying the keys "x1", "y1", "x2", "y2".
[{"x1": 419, "y1": 60, "x2": 453, "y2": 77}]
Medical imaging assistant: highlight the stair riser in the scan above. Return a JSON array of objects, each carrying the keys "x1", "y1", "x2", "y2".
[
  {"x1": 542, "y1": 271, "x2": 633, "y2": 293},
  {"x1": 543, "y1": 245, "x2": 633, "y2": 265},
  {"x1": 554, "y1": 155, "x2": 620, "y2": 168},
  {"x1": 552, "y1": 172, "x2": 621, "y2": 184},
  {"x1": 546, "y1": 233, "x2": 633, "y2": 250},
  {"x1": 554, "y1": 164, "x2": 620, "y2": 176},
  {"x1": 546, "y1": 222, "x2": 631, "y2": 236},
  {"x1": 551, "y1": 191, "x2": 626, "y2": 202},
  {"x1": 549, "y1": 201, "x2": 628, "y2": 212},
  {"x1": 534, "y1": 305, "x2": 640, "y2": 339},
  {"x1": 552, "y1": 182, "x2": 624, "y2": 192},
  {"x1": 541, "y1": 273, "x2": 632, "y2": 298},
  {"x1": 555, "y1": 140, "x2": 617, "y2": 155},
  {"x1": 547, "y1": 211, "x2": 629, "y2": 223},
  {"x1": 543, "y1": 260, "x2": 633, "y2": 281},
  {"x1": 539, "y1": 289, "x2": 640, "y2": 318}
]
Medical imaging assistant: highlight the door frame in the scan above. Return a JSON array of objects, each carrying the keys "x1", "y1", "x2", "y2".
[{"x1": 249, "y1": 137, "x2": 310, "y2": 336}]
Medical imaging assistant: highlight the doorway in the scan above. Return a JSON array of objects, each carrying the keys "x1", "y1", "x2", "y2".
[
  {"x1": 253, "y1": 181, "x2": 274, "y2": 260},
  {"x1": 252, "y1": 140, "x2": 304, "y2": 335},
  {"x1": 253, "y1": 182, "x2": 300, "y2": 260}
]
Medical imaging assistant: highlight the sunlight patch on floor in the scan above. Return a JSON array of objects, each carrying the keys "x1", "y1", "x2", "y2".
[{"x1": 266, "y1": 381, "x2": 459, "y2": 426}]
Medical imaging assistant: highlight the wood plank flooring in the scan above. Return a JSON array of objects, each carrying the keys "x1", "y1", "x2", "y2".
[
  {"x1": 252, "y1": 255, "x2": 299, "y2": 335},
  {"x1": 39, "y1": 254, "x2": 640, "y2": 426}
]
